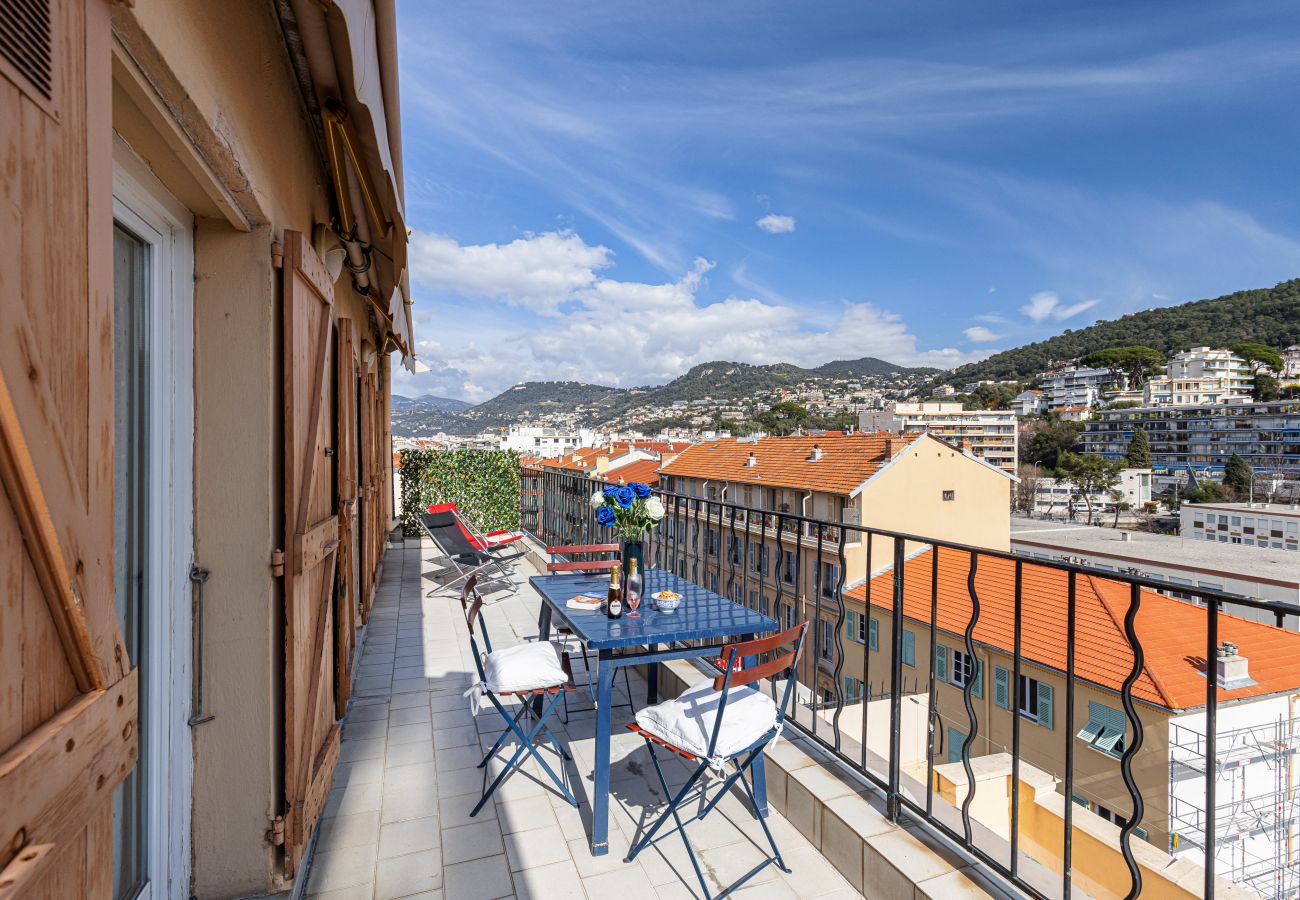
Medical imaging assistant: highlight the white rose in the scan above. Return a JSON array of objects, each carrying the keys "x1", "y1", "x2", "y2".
[
  {"x1": 590, "y1": 490, "x2": 606, "y2": 509},
  {"x1": 644, "y1": 497, "x2": 665, "y2": 521}
]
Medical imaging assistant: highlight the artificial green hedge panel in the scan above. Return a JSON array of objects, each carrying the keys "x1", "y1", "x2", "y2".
[{"x1": 399, "y1": 448, "x2": 522, "y2": 537}]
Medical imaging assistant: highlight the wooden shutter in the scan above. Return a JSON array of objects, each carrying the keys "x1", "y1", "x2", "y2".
[
  {"x1": 993, "y1": 666, "x2": 1009, "y2": 709},
  {"x1": 281, "y1": 231, "x2": 341, "y2": 875},
  {"x1": 1036, "y1": 681, "x2": 1054, "y2": 730},
  {"x1": 0, "y1": 2, "x2": 137, "y2": 896},
  {"x1": 333, "y1": 319, "x2": 358, "y2": 718}
]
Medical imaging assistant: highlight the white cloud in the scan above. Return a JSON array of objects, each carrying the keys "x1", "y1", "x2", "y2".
[
  {"x1": 408, "y1": 230, "x2": 611, "y2": 314},
  {"x1": 1019, "y1": 291, "x2": 1100, "y2": 323},
  {"x1": 402, "y1": 230, "x2": 984, "y2": 400},
  {"x1": 756, "y1": 214, "x2": 796, "y2": 234},
  {"x1": 963, "y1": 326, "x2": 1003, "y2": 343}
]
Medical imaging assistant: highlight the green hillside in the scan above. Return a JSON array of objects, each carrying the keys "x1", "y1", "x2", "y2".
[{"x1": 940, "y1": 279, "x2": 1300, "y2": 387}]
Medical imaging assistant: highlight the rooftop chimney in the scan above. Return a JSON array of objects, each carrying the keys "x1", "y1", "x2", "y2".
[
  {"x1": 807, "y1": 444, "x2": 824, "y2": 462},
  {"x1": 1215, "y1": 642, "x2": 1253, "y2": 690},
  {"x1": 1120, "y1": 531, "x2": 1132, "y2": 542},
  {"x1": 744, "y1": 452, "x2": 758, "y2": 468}
]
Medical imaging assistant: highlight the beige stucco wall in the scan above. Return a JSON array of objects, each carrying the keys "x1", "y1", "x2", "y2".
[{"x1": 112, "y1": 1, "x2": 393, "y2": 896}]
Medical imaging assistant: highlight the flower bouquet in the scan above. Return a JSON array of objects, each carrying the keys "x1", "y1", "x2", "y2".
[
  {"x1": 590, "y1": 482, "x2": 664, "y2": 609},
  {"x1": 589, "y1": 482, "x2": 664, "y2": 541}
]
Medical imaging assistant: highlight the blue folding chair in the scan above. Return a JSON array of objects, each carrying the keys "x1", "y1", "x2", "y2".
[
  {"x1": 624, "y1": 621, "x2": 808, "y2": 899},
  {"x1": 462, "y1": 579, "x2": 580, "y2": 816}
]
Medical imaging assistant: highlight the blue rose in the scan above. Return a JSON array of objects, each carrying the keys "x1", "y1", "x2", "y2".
[
  {"x1": 596, "y1": 506, "x2": 616, "y2": 526},
  {"x1": 614, "y1": 486, "x2": 635, "y2": 508},
  {"x1": 631, "y1": 482, "x2": 651, "y2": 499},
  {"x1": 603, "y1": 484, "x2": 619, "y2": 497}
]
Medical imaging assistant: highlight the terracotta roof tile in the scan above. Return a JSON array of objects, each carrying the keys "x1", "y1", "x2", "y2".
[
  {"x1": 659, "y1": 433, "x2": 922, "y2": 495},
  {"x1": 846, "y1": 547, "x2": 1300, "y2": 710},
  {"x1": 598, "y1": 458, "x2": 662, "y2": 486}
]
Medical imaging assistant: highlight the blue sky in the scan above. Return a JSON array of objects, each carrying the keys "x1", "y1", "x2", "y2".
[{"x1": 392, "y1": 0, "x2": 1300, "y2": 402}]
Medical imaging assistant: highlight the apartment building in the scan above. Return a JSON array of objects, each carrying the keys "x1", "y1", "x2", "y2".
[
  {"x1": 859, "y1": 401, "x2": 1018, "y2": 473},
  {"x1": 1283, "y1": 345, "x2": 1300, "y2": 380},
  {"x1": 839, "y1": 548, "x2": 1300, "y2": 895},
  {"x1": 1030, "y1": 469, "x2": 1152, "y2": 520},
  {"x1": 1168, "y1": 347, "x2": 1254, "y2": 391},
  {"x1": 1008, "y1": 518, "x2": 1300, "y2": 629},
  {"x1": 1082, "y1": 399, "x2": 1300, "y2": 492},
  {"x1": 1011, "y1": 390, "x2": 1047, "y2": 417},
  {"x1": 499, "y1": 424, "x2": 599, "y2": 455},
  {"x1": 1181, "y1": 502, "x2": 1300, "y2": 552},
  {"x1": 658, "y1": 432, "x2": 1014, "y2": 707},
  {"x1": 1, "y1": 1, "x2": 408, "y2": 896},
  {"x1": 1041, "y1": 366, "x2": 1115, "y2": 410}
]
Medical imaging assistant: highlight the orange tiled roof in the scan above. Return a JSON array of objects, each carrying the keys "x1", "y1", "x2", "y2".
[
  {"x1": 543, "y1": 448, "x2": 604, "y2": 472},
  {"x1": 660, "y1": 432, "x2": 922, "y2": 495},
  {"x1": 611, "y1": 440, "x2": 692, "y2": 456},
  {"x1": 598, "y1": 458, "x2": 662, "y2": 486},
  {"x1": 846, "y1": 547, "x2": 1300, "y2": 710}
]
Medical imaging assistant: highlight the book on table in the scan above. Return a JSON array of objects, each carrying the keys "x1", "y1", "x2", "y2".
[{"x1": 566, "y1": 594, "x2": 603, "y2": 611}]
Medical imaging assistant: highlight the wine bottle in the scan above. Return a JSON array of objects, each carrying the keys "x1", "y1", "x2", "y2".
[{"x1": 606, "y1": 566, "x2": 622, "y2": 618}]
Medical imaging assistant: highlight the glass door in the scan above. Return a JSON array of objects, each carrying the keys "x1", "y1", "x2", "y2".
[{"x1": 112, "y1": 223, "x2": 150, "y2": 900}]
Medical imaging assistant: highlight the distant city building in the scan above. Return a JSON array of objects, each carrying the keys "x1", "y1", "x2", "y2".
[
  {"x1": 859, "y1": 401, "x2": 1018, "y2": 473},
  {"x1": 499, "y1": 424, "x2": 597, "y2": 455},
  {"x1": 1282, "y1": 345, "x2": 1300, "y2": 380},
  {"x1": 1031, "y1": 468, "x2": 1152, "y2": 519},
  {"x1": 1041, "y1": 366, "x2": 1115, "y2": 410},
  {"x1": 1142, "y1": 376, "x2": 1250, "y2": 407},
  {"x1": 1011, "y1": 390, "x2": 1046, "y2": 417},
  {"x1": 1167, "y1": 347, "x2": 1254, "y2": 392},
  {"x1": 1181, "y1": 502, "x2": 1299, "y2": 552},
  {"x1": 1082, "y1": 400, "x2": 1300, "y2": 492}
]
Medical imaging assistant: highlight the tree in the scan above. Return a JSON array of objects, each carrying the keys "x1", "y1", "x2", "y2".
[
  {"x1": 1057, "y1": 453, "x2": 1124, "y2": 526},
  {"x1": 755, "y1": 401, "x2": 809, "y2": 436},
  {"x1": 964, "y1": 383, "x2": 1019, "y2": 411},
  {"x1": 1111, "y1": 491, "x2": 1131, "y2": 528},
  {"x1": 1233, "y1": 343, "x2": 1285, "y2": 401},
  {"x1": 1125, "y1": 428, "x2": 1152, "y2": 468},
  {"x1": 1223, "y1": 453, "x2": 1253, "y2": 498},
  {"x1": 1020, "y1": 418, "x2": 1083, "y2": 471},
  {"x1": 1082, "y1": 346, "x2": 1166, "y2": 390},
  {"x1": 1014, "y1": 463, "x2": 1046, "y2": 515}
]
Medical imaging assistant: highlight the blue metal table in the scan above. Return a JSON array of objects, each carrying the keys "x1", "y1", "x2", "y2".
[{"x1": 530, "y1": 569, "x2": 779, "y2": 856}]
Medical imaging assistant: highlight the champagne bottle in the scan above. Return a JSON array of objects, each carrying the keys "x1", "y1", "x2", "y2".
[
  {"x1": 626, "y1": 558, "x2": 642, "y2": 610},
  {"x1": 606, "y1": 565, "x2": 622, "y2": 618}
]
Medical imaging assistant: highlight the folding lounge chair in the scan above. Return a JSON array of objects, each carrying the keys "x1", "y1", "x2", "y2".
[
  {"x1": 545, "y1": 544, "x2": 634, "y2": 720},
  {"x1": 624, "y1": 621, "x2": 809, "y2": 900},
  {"x1": 419, "y1": 510, "x2": 517, "y2": 594},
  {"x1": 427, "y1": 502, "x2": 526, "y2": 558},
  {"x1": 462, "y1": 578, "x2": 580, "y2": 816}
]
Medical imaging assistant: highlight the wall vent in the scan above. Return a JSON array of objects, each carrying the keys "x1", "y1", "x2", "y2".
[{"x1": 0, "y1": 0, "x2": 53, "y2": 103}]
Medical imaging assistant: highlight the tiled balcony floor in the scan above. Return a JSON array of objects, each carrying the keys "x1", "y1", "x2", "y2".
[{"x1": 305, "y1": 544, "x2": 865, "y2": 900}]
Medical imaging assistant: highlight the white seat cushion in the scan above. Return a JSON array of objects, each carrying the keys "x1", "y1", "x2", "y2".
[
  {"x1": 483, "y1": 641, "x2": 568, "y2": 694},
  {"x1": 635, "y1": 680, "x2": 777, "y2": 760}
]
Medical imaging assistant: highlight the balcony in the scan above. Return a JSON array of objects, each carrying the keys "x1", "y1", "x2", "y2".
[{"x1": 514, "y1": 469, "x2": 1300, "y2": 899}]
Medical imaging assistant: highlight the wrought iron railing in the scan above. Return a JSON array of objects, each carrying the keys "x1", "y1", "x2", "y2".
[{"x1": 519, "y1": 467, "x2": 1300, "y2": 899}]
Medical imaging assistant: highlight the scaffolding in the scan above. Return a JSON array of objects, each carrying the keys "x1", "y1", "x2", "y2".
[{"x1": 1168, "y1": 715, "x2": 1300, "y2": 899}]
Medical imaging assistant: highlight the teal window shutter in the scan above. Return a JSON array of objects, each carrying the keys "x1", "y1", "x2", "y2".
[
  {"x1": 902, "y1": 630, "x2": 916, "y2": 667},
  {"x1": 936, "y1": 644, "x2": 948, "y2": 683},
  {"x1": 971, "y1": 659, "x2": 982, "y2": 698},
  {"x1": 1037, "y1": 681, "x2": 1054, "y2": 730},
  {"x1": 846, "y1": 610, "x2": 857, "y2": 643},
  {"x1": 993, "y1": 666, "x2": 1009, "y2": 709},
  {"x1": 869, "y1": 618, "x2": 878, "y2": 652}
]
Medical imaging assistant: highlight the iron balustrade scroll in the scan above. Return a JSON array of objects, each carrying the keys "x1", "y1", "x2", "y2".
[{"x1": 519, "y1": 468, "x2": 1300, "y2": 900}]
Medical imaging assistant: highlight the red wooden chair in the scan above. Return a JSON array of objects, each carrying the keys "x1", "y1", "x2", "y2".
[{"x1": 624, "y1": 622, "x2": 809, "y2": 899}]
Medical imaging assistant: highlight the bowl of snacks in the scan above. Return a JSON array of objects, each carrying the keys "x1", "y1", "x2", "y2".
[{"x1": 651, "y1": 589, "x2": 682, "y2": 612}]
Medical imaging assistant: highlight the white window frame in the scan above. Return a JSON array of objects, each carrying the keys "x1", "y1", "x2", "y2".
[
  {"x1": 113, "y1": 138, "x2": 196, "y2": 900},
  {"x1": 950, "y1": 649, "x2": 974, "y2": 688}
]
